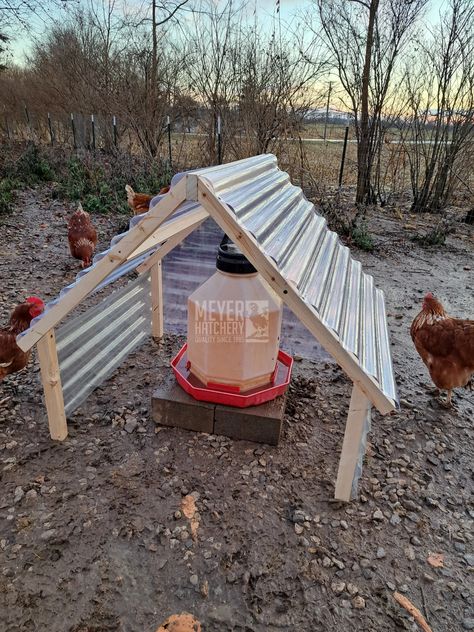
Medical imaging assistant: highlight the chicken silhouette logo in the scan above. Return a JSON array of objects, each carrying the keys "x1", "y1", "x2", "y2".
[{"x1": 245, "y1": 301, "x2": 270, "y2": 342}]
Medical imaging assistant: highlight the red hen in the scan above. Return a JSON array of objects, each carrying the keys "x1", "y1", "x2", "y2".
[
  {"x1": 0, "y1": 297, "x2": 45, "y2": 381},
  {"x1": 125, "y1": 184, "x2": 170, "y2": 215},
  {"x1": 68, "y1": 203, "x2": 98, "y2": 268},
  {"x1": 410, "y1": 293, "x2": 474, "y2": 407}
]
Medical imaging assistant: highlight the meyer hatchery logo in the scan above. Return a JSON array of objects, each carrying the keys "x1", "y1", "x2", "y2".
[
  {"x1": 244, "y1": 301, "x2": 270, "y2": 342},
  {"x1": 193, "y1": 300, "x2": 270, "y2": 343}
]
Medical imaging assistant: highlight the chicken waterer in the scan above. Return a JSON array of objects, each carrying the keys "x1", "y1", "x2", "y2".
[{"x1": 171, "y1": 236, "x2": 293, "y2": 407}]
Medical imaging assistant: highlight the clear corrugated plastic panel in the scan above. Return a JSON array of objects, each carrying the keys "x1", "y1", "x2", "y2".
[{"x1": 56, "y1": 274, "x2": 152, "y2": 416}]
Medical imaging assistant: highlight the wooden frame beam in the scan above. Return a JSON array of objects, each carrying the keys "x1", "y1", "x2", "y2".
[
  {"x1": 129, "y1": 207, "x2": 208, "y2": 262},
  {"x1": 136, "y1": 216, "x2": 206, "y2": 275},
  {"x1": 334, "y1": 386, "x2": 371, "y2": 501},
  {"x1": 37, "y1": 329, "x2": 68, "y2": 441}
]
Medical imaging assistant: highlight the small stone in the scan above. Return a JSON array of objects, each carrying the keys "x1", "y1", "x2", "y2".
[
  {"x1": 25, "y1": 489, "x2": 37, "y2": 502},
  {"x1": 200, "y1": 580, "x2": 209, "y2": 598},
  {"x1": 346, "y1": 583, "x2": 359, "y2": 596},
  {"x1": 387, "y1": 581, "x2": 396, "y2": 591},
  {"x1": 331, "y1": 581, "x2": 346, "y2": 595},
  {"x1": 426, "y1": 455, "x2": 440, "y2": 466},
  {"x1": 352, "y1": 596, "x2": 366, "y2": 609},
  {"x1": 294, "y1": 524, "x2": 304, "y2": 535},
  {"x1": 292, "y1": 509, "x2": 306, "y2": 523},
  {"x1": 40, "y1": 529, "x2": 57, "y2": 541},
  {"x1": 390, "y1": 513, "x2": 401, "y2": 526},
  {"x1": 333, "y1": 559, "x2": 345, "y2": 570},
  {"x1": 322, "y1": 556, "x2": 332, "y2": 567},
  {"x1": 13, "y1": 487, "x2": 24, "y2": 504},
  {"x1": 190, "y1": 574, "x2": 199, "y2": 586},
  {"x1": 373, "y1": 509, "x2": 384, "y2": 521},
  {"x1": 462, "y1": 619, "x2": 474, "y2": 630},
  {"x1": 376, "y1": 547, "x2": 386, "y2": 559},
  {"x1": 124, "y1": 418, "x2": 138, "y2": 433},
  {"x1": 464, "y1": 554, "x2": 474, "y2": 567},
  {"x1": 405, "y1": 546, "x2": 416, "y2": 561}
]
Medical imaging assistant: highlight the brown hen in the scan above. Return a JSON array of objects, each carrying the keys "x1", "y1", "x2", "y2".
[
  {"x1": 0, "y1": 297, "x2": 45, "y2": 381},
  {"x1": 68, "y1": 203, "x2": 98, "y2": 268},
  {"x1": 410, "y1": 293, "x2": 474, "y2": 407},
  {"x1": 125, "y1": 184, "x2": 170, "y2": 215}
]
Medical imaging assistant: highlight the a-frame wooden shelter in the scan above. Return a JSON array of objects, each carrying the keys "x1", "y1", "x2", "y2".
[{"x1": 17, "y1": 154, "x2": 398, "y2": 501}]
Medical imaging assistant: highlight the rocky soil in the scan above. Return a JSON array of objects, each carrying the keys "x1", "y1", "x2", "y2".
[{"x1": 0, "y1": 186, "x2": 473, "y2": 632}]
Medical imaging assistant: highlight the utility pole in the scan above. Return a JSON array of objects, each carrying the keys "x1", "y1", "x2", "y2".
[{"x1": 323, "y1": 81, "x2": 332, "y2": 143}]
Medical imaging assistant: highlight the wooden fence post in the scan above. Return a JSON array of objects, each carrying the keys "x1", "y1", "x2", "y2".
[{"x1": 37, "y1": 329, "x2": 68, "y2": 441}]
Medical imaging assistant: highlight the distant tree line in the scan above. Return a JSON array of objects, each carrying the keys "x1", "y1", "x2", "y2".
[{"x1": 1, "y1": 0, "x2": 473, "y2": 213}]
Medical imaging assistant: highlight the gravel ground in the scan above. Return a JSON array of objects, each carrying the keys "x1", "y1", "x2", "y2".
[{"x1": 0, "y1": 186, "x2": 473, "y2": 632}]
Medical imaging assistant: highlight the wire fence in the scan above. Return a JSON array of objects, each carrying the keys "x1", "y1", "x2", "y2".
[{"x1": 1, "y1": 108, "x2": 358, "y2": 189}]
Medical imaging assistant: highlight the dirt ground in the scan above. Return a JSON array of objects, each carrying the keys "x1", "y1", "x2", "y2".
[{"x1": 0, "y1": 186, "x2": 473, "y2": 632}]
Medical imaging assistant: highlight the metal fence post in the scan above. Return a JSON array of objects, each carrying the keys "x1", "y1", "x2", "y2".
[
  {"x1": 24, "y1": 105, "x2": 32, "y2": 140},
  {"x1": 217, "y1": 114, "x2": 222, "y2": 165},
  {"x1": 91, "y1": 114, "x2": 96, "y2": 151},
  {"x1": 48, "y1": 113, "x2": 54, "y2": 146},
  {"x1": 113, "y1": 115, "x2": 118, "y2": 148},
  {"x1": 338, "y1": 126, "x2": 349, "y2": 188},
  {"x1": 71, "y1": 113, "x2": 77, "y2": 149},
  {"x1": 167, "y1": 115, "x2": 172, "y2": 167}
]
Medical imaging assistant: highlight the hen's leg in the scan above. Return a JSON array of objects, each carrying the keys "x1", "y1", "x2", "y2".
[{"x1": 438, "y1": 389, "x2": 453, "y2": 408}]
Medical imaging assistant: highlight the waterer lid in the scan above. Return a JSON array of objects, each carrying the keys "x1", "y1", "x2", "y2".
[{"x1": 216, "y1": 234, "x2": 257, "y2": 274}]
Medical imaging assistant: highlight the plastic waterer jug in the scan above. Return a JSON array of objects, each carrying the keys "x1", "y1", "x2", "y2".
[{"x1": 187, "y1": 236, "x2": 283, "y2": 392}]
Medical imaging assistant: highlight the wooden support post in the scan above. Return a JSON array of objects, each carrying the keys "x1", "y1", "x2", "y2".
[
  {"x1": 334, "y1": 385, "x2": 371, "y2": 501},
  {"x1": 150, "y1": 261, "x2": 164, "y2": 338},
  {"x1": 36, "y1": 329, "x2": 68, "y2": 441}
]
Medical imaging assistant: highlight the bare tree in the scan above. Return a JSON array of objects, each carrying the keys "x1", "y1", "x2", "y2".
[
  {"x1": 231, "y1": 23, "x2": 325, "y2": 158},
  {"x1": 399, "y1": 0, "x2": 474, "y2": 212},
  {"x1": 182, "y1": 0, "x2": 243, "y2": 163},
  {"x1": 315, "y1": 0, "x2": 428, "y2": 205}
]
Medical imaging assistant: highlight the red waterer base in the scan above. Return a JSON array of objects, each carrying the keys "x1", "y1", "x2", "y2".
[{"x1": 170, "y1": 343, "x2": 293, "y2": 408}]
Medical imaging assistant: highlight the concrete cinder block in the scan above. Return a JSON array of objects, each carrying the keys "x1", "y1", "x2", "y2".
[
  {"x1": 214, "y1": 395, "x2": 287, "y2": 445},
  {"x1": 152, "y1": 373, "x2": 214, "y2": 434},
  {"x1": 152, "y1": 373, "x2": 287, "y2": 445}
]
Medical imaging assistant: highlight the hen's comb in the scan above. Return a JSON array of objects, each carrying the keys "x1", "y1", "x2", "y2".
[
  {"x1": 26, "y1": 296, "x2": 44, "y2": 307},
  {"x1": 424, "y1": 292, "x2": 434, "y2": 300}
]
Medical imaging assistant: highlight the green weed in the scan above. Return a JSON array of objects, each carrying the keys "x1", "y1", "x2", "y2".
[{"x1": 351, "y1": 221, "x2": 375, "y2": 252}]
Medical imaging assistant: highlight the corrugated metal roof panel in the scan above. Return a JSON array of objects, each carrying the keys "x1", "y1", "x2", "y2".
[{"x1": 192, "y1": 154, "x2": 398, "y2": 406}]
